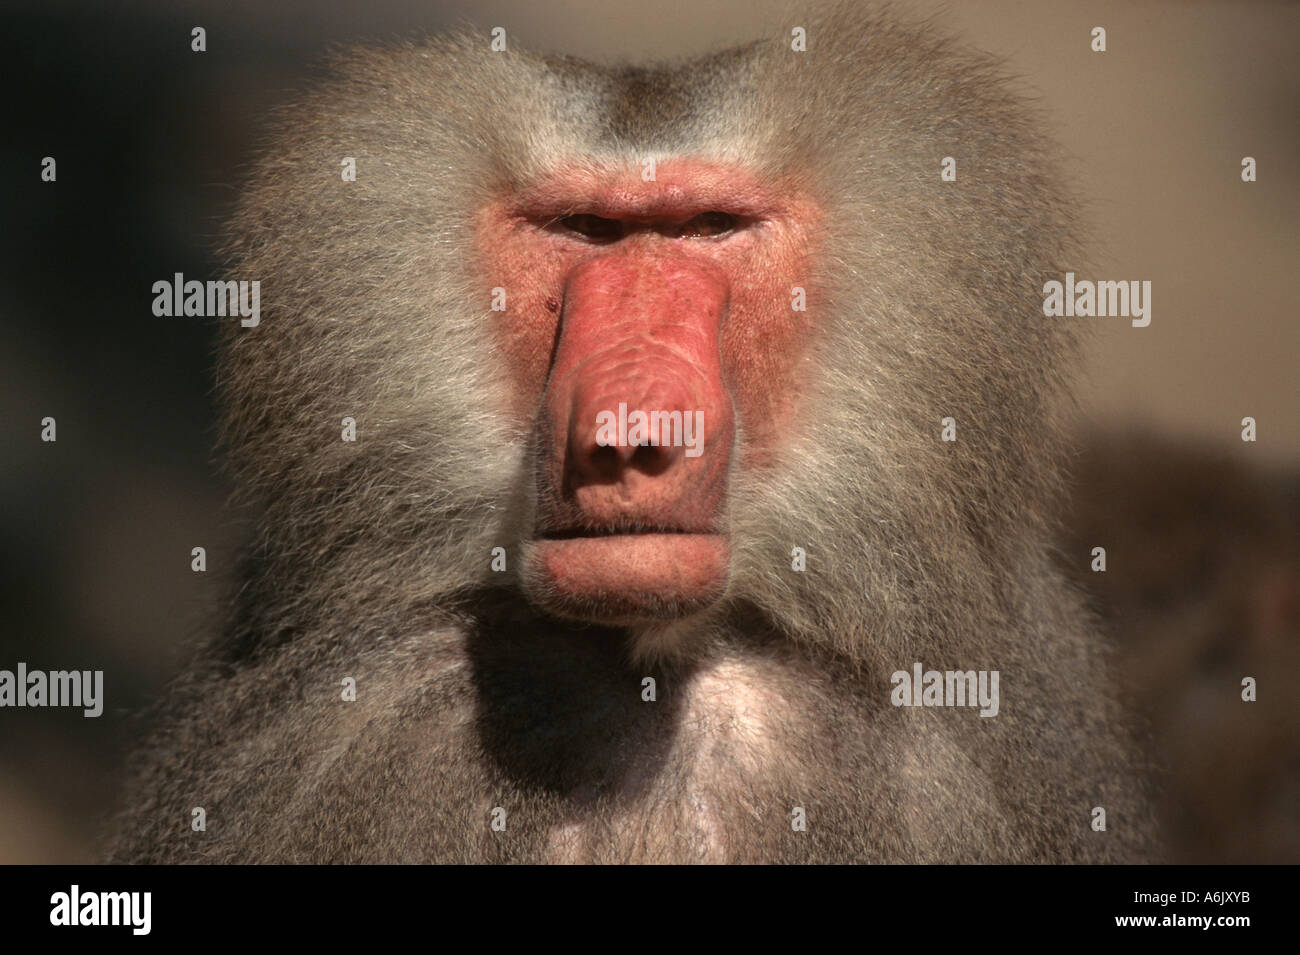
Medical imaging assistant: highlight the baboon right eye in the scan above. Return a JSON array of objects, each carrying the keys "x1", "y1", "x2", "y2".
[{"x1": 558, "y1": 214, "x2": 624, "y2": 241}]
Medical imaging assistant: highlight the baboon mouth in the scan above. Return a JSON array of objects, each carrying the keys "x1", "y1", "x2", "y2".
[
  {"x1": 527, "y1": 532, "x2": 731, "y2": 623},
  {"x1": 539, "y1": 526, "x2": 708, "y2": 540}
]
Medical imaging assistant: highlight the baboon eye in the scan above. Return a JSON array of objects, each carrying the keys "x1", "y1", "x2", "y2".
[
  {"x1": 558, "y1": 214, "x2": 623, "y2": 241},
  {"x1": 679, "y1": 212, "x2": 737, "y2": 238}
]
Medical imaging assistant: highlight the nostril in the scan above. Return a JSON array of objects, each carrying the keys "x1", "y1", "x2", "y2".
[
  {"x1": 631, "y1": 442, "x2": 676, "y2": 476},
  {"x1": 569, "y1": 409, "x2": 692, "y2": 485},
  {"x1": 588, "y1": 442, "x2": 622, "y2": 481}
]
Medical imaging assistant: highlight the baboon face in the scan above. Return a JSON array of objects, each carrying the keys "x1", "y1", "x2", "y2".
[
  {"x1": 481, "y1": 160, "x2": 821, "y2": 624},
  {"x1": 219, "y1": 7, "x2": 1077, "y2": 671}
]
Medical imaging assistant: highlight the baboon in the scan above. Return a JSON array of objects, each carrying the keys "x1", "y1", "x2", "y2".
[{"x1": 110, "y1": 4, "x2": 1156, "y2": 863}]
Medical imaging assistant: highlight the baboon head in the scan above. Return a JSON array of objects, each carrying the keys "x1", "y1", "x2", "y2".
[{"x1": 219, "y1": 5, "x2": 1077, "y2": 668}]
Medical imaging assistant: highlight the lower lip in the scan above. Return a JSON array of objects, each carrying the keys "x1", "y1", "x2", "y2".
[{"x1": 532, "y1": 533, "x2": 729, "y2": 619}]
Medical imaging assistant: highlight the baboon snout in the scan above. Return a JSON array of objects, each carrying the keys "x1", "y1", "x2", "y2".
[{"x1": 529, "y1": 251, "x2": 735, "y2": 622}]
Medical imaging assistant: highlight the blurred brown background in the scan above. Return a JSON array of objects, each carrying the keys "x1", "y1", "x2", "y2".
[{"x1": 1, "y1": 0, "x2": 1296, "y2": 863}]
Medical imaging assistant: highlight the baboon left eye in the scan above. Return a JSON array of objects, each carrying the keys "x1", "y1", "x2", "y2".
[
  {"x1": 679, "y1": 212, "x2": 737, "y2": 237},
  {"x1": 558, "y1": 214, "x2": 623, "y2": 241}
]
